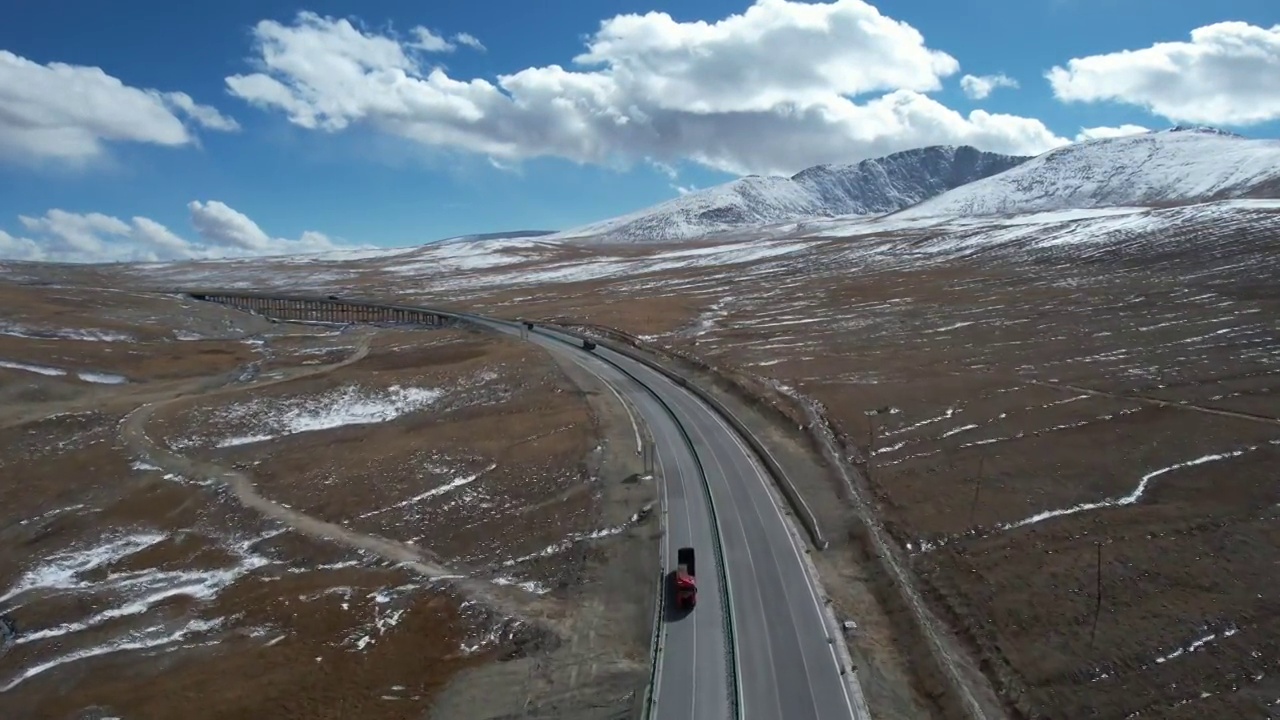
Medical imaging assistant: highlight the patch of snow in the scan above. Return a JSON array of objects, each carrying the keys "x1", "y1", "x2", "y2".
[
  {"x1": 389, "y1": 237, "x2": 559, "y2": 275},
  {"x1": 884, "y1": 407, "x2": 956, "y2": 437},
  {"x1": 0, "y1": 359, "x2": 67, "y2": 376},
  {"x1": 984, "y1": 206, "x2": 1150, "y2": 226},
  {"x1": 925, "y1": 320, "x2": 976, "y2": 333},
  {"x1": 415, "y1": 238, "x2": 814, "y2": 292},
  {"x1": 499, "y1": 525, "x2": 628, "y2": 568},
  {"x1": 358, "y1": 462, "x2": 499, "y2": 519},
  {"x1": 901, "y1": 129, "x2": 1280, "y2": 218},
  {"x1": 17, "y1": 504, "x2": 88, "y2": 527},
  {"x1": 0, "y1": 532, "x2": 169, "y2": 603},
  {"x1": 0, "y1": 360, "x2": 127, "y2": 384},
  {"x1": 209, "y1": 384, "x2": 445, "y2": 447},
  {"x1": 6, "y1": 531, "x2": 275, "y2": 653},
  {"x1": 78, "y1": 371, "x2": 128, "y2": 385},
  {"x1": 940, "y1": 423, "x2": 980, "y2": 438},
  {"x1": 0, "y1": 323, "x2": 133, "y2": 342},
  {"x1": 492, "y1": 576, "x2": 551, "y2": 594},
  {"x1": 1155, "y1": 626, "x2": 1240, "y2": 665},
  {"x1": 1004, "y1": 445, "x2": 1267, "y2": 530},
  {"x1": 1, "y1": 616, "x2": 223, "y2": 691}
]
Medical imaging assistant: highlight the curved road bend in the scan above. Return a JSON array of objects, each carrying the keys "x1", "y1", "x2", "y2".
[
  {"x1": 470, "y1": 317, "x2": 733, "y2": 720},
  {"x1": 533, "y1": 325, "x2": 864, "y2": 720}
]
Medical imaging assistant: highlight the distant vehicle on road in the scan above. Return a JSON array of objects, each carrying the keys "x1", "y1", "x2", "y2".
[
  {"x1": 672, "y1": 546, "x2": 697, "y2": 610},
  {"x1": 582, "y1": 338, "x2": 597, "y2": 351}
]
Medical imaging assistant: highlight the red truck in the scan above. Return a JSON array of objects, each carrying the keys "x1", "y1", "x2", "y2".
[{"x1": 672, "y1": 546, "x2": 697, "y2": 610}]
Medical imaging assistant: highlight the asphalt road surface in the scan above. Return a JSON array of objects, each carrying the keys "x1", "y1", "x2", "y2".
[
  {"x1": 459, "y1": 315, "x2": 864, "y2": 720},
  {"x1": 469, "y1": 317, "x2": 733, "y2": 720}
]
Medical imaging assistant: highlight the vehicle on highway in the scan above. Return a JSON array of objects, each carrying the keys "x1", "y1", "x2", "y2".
[
  {"x1": 672, "y1": 546, "x2": 697, "y2": 610},
  {"x1": 581, "y1": 338, "x2": 597, "y2": 351}
]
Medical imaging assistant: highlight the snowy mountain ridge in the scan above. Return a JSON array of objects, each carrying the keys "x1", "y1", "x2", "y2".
[
  {"x1": 898, "y1": 127, "x2": 1280, "y2": 219},
  {"x1": 435, "y1": 230, "x2": 557, "y2": 244},
  {"x1": 551, "y1": 145, "x2": 1029, "y2": 244}
]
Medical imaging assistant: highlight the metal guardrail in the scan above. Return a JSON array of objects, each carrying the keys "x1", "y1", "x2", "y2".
[
  {"x1": 639, "y1": 565, "x2": 666, "y2": 720},
  {"x1": 553, "y1": 323, "x2": 829, "y2": 551},
  {"x1": 522, "y1": 323, "x2": 742, "y2": 720},
  {"x1": 184, "y1": 293, "x2": 744, "y2": 719}
]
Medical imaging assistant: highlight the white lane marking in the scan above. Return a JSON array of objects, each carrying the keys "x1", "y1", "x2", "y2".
[
  {"x1": 653, "y1": 434, "x2": 672, "y2": 716},
  {"x1": 599, "y1": 369, "x2": 645, "y2": 455},
  {"x1": 675, "y1": 436, "x2": 701, "y2": 720},
  {"x1": 681, "y1": 408, "x2": 781, "y2": 720},
  {"x1": 563, "y1": 353, "x2": 644, "y2": 455},
  {"x1": 713, "y1": 401, "x2": 825, "y2": 546},
  {"x1": 499, "y1": 325, "x2": 729, "y2": 719},
  {"x1": 605, "y1": 348, "x2": 744, "y2": 720},
  {"x1": 701, "y1": 404, "x2": 862, "y2": 718},
  {"x1": 657, "y1": 392, "x2": 707, "y2": 720},
  {"x1": 552, "y1": 341, "x2": 703, "y2": 720}
]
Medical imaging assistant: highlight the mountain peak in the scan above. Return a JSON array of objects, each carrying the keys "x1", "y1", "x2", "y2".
[
  {"x1": 554, "y1": 145, "x2": 1029, "y2": 243},
  {"x1": 1164, "y1": 125, "x2": 1242, "y2": 137},
  {"x1": 898, "y1": 128, "x2": 1280, "y2": 218}
]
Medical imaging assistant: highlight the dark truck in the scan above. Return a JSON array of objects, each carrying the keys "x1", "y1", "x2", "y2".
[{"x1": 672, "y1": 546, "x2": 697, "y2": 610}]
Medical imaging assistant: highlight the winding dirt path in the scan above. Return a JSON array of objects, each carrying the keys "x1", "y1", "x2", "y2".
[{"x1": 119, "y1": 331, "x2": 456, "y2": 581}]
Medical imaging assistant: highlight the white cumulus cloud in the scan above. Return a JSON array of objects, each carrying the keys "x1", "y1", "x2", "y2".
[
  {"x1": 1075, "y1": 124, "x2": 1150, "y2": 142},
  {"x1": 11, "y1": 209, "x2": 197, "y2": 262},
  {"x1": 960, "y1": 73, "x2": 1019, "y2": 100},
  {"x1": 0, "y1": 50, "x2": 239, "y2": 166},
  {"x1": 187, "y1": 200, "x2": 338, "y2": 255},
  {"x1": 225, "y1": 3, "x2": 1068, "y2": 176},
  {"x1": 1047, "y1": 21, "x2": 1280, "y2": 126},
  {"x1": 453, "y1": 33, "x2": 486, "y2": 52},
  {"x1": 410, "y1": 27, "x2": 455, "y2": 53},
  {"x1": 0, "y1": 202, "x2": 356, "y2": 263}
]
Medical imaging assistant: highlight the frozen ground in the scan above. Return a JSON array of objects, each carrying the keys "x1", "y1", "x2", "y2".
[
  {"x1": 0, "y1": 287, "x2": 652, "y2": 720},
  {"x1": 174, "y1": 382, "x2": 451, "y2": 449},
  {"x1": 8, "y1": 183, "x2": 1280, "y2": 718},
  {"x1": 335, "y1": 197, "x2": 1277, "y2": 720}
]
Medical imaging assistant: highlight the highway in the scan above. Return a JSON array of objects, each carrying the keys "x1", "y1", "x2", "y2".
[
  {"x1": 481, "y1": 318, "x2": 864, "y2": 720},
  {"x1": 184, "y1": 291, "x2": 863, "y2": 720},
  {"x1": 468, "y1": 316, "x2": 735, "y2": 720}
]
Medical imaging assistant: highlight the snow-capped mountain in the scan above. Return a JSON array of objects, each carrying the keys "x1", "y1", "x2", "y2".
[
  {"x1": 898, "y1": 127, "x2": 1280, "y2": 219},
  {"x1": 551, "y1": 146, "x2": 1029, "y2": 243}
]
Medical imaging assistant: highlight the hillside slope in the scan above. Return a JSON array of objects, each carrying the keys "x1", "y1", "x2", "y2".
[
  {"x1": 552, "y1": 146, "x2": 1028, "y2": 243},
  {"x1": 899, "y1": 127, "x2": 1280, "y2": 219}
]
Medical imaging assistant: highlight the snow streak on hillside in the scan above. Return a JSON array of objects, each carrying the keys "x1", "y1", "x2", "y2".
[
  {"x1": 900, "y1": 128, "x2": 1280, "y2": 219},
  {"x1": 121, "y1": 236, "x2": 565, "y2": 290},
  {"x1": 812, "y1": 200, "x2": 1280, "y2": 269},
  {"x1": 552, "y1": 146, "x2": 1027, "y2": 243}
]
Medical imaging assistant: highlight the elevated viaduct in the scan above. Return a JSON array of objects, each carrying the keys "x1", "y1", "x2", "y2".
[{"x1": 185, "y1": 291, "x2": 458, "y2": 327}]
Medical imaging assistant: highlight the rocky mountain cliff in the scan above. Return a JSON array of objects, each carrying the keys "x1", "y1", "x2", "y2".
[{"x1": 551, "y1": 146, "x2": 1029, "y2": 243}]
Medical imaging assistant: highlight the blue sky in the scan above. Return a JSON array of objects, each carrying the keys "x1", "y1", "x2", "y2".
[{"x1": 1, "y1": 0, "x2": 1278, "y2": 261}]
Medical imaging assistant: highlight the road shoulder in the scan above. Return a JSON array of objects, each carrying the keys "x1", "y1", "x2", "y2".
[{"x1": 430, "y1": 344, "x2": 660, "y2": 720}]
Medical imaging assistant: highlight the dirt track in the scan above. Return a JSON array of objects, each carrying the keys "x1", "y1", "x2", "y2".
[
  {"x1": 1, "y1": 284, "x2": 663, "y2": 719},
  {"x1": 119, "y1": 331, "x2": 452, "y2": 580}
]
